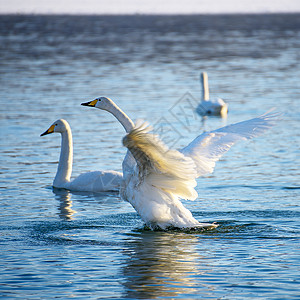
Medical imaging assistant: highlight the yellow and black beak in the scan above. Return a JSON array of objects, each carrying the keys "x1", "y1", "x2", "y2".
[
  {"x1": 81, "y1": 99, "x2": 97, "y2": 107},
  {"x1": 40, "y1": 124, "x2": 55, "y2": 136}
]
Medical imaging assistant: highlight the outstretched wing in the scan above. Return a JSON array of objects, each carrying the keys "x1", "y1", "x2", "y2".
[
  {"x1": 122, "y1": 121, "x2": 198, "y2": 200},
  {"x1": 181, "y1": 110, "x2": 280, "y2": 177}
]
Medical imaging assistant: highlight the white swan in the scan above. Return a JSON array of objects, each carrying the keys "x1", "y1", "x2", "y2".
[
  {"x1": 82, "y1": 97, "x2": 278, "y2": 230},
  {"x1": 41, "y1": 119, "x2": 122, "y2": 192},
  {"x1": 196, "y1": 72, "x2": 228, "y2": 116}
]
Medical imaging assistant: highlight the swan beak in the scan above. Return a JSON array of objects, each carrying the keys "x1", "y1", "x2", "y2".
[
  {"x1": 81, "y1": 99, "x2": 98, "y2": 107},
  {"x1": 40, "y1": 124, "x2": 55, "y2": 136}
]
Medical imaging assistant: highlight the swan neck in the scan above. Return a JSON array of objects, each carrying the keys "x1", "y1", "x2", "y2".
[
  {"x1": 201, "y1": 73, "x2": 209, "y2": 101},
  {"x1": 109, "y1": 103, "x2": 134, "y2": 133},
  {"x1": 53, "y1": 128, "x2": 73, "y2": 187}
]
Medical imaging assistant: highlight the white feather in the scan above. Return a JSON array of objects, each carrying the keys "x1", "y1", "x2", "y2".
[
  {"x1": 41, "y1": 119, "x2": 122, "y2": 192},
  {"x1": 181, "y1": 110, "x2": 280, "y2": 177},
  {"x1": 196, "y1": 72, "x2": 228, "y2": 116},
  {"x1": 82, "y1": 97, "x2": 279, "y2": 230}
]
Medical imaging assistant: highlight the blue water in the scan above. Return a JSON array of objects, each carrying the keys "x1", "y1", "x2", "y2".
[{"x1": 0, "y1": 14, "x2": 300, "y2": 299}]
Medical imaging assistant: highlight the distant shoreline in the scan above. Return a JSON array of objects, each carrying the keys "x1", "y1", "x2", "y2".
[{"x1": 1, "y1": 12, "x2": 300, "y2": 16}]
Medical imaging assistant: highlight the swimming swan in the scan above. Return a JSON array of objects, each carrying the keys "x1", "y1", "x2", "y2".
[
  {"x1": 82, "y1": 97, "x2": 278, "y2": 230},
  {"x1": 41, "y1": 119, "x2": 122, "y2": 192},
  {"x1": 196, "y1": 72, "x2": 228, "y2": 116}
]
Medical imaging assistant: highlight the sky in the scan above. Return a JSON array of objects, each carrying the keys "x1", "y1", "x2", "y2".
[{"x1": 0, "y1": 0, "x2": 300, "y2": 14}]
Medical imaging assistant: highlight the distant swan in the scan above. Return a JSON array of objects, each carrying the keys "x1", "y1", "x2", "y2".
[
  {"x1": 196, "y1": 72, "x2": 228, "y2": 116},
  {"x1": 41, "y1": 119, "x2": 122, "y2": 192},
  {"x1": 82, "y1": 97, "x2": 278, "y2": 230}
]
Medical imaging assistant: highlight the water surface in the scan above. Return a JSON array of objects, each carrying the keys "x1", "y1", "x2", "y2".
[{"x1": 0, "y1": 14, "x2": 300, "y2": 299}]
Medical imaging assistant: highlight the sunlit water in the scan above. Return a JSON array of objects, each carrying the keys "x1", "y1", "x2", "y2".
[{"x1": 0, "y1": 14, "x2": 300, "y2": 299}]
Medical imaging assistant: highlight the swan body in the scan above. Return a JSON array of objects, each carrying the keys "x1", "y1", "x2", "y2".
[
  {"x1": 196, "y1": 72, "x2": 228, "y2": 116},
  {"x1": 121, "y1": 122, "x2": 206, "y2": 229},
  {"x1": 41, "y1": 119, "x2": 122, "y2": 192},
  {"x1": 82, "y1": 97, "x2": 278, "y2": 230}
]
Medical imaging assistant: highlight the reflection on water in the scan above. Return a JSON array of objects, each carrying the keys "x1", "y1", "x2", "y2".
[
  {"x1": 122, "y1": 232, "x2": 211, "y2": 298},
  {"x1": 200, "y1": 114, "x2": 228, "y2": 133},
  {"x1": 53, "y1": 188, "x2": 77, "y2": 220}
]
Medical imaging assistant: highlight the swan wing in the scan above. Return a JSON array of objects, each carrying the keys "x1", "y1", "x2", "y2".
[
  {"x1": 69, "y1": 170, "x2": 122, "y2": 192},
  {"x1": 181, "y1": 110, "x2": 280, "y2": 177},
  {"x1": 123, "y1": 121, "x2": 198, "y2": 200}
]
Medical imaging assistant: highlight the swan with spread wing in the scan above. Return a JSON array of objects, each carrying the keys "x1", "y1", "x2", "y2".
[{"x1": 82, "y1": 97, "x2": 278, "y2": 230}]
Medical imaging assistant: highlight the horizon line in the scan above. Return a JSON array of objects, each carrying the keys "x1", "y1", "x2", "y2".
[{"x1": 1, "y1": 11, "x2": 300, "y2": 16}]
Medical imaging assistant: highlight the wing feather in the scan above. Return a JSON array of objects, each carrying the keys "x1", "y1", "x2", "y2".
[
  {"x1": 181, "y1": 110, "x2": 280, "y2": 177},
  {"x1": 123, "y1": 121, "x2": 198, "y2": 200}
]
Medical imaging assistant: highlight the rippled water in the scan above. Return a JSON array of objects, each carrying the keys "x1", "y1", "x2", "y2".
[{"x1": 1, "y1": 14, "x2": 300, "y2": 299}]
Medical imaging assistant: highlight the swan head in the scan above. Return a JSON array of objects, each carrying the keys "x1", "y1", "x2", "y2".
[
  {"x1": 40, "y1": 119, "x2": 69, "y2": 136},
  {"x1": 81, "y1": 96, "x2": 115, "y2": 112},
  {"x1": 201, "y1": 71, "x2": 208, "y2": 82}
]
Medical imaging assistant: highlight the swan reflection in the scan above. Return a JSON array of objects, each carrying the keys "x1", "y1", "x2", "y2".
[
  {"x1": 52, "y1": 188, "x2": 76, "y2": 220},
  {"x1": 201, "y1": 114, "x2": 228, "y2": 134},
  {"x1": 122, "y1": 231, "x2": 213, "y2": 298}
]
